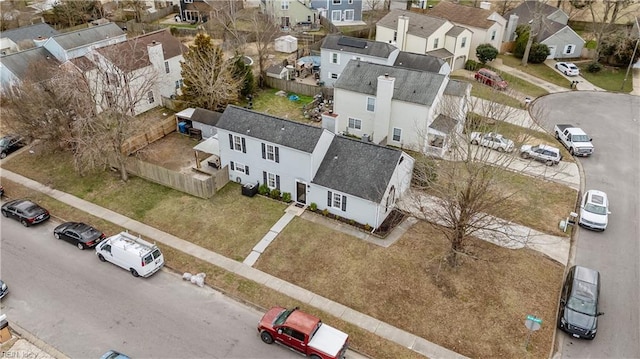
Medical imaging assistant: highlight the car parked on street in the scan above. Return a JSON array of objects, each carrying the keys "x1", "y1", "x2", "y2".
[
  {"x1": 578, "y1": 190, "x2": 610, "y2": 231},
  {"x1": 1, "y1": 199, "x2": 50, "y2": 227},
  {"x1": 54, "y1": 222, "x2": 106, "y2": 250},
  {"x1": 557, "y1": 265, "x2": 603, "y2": 340},
  {"x1": 555, "y1": 62, "x2": 580, "y2": 76},
  {"x1": 520, "y1": 144, "x2": 562, "y2": 166},
  {"x1": 474, "y1": 68, "x2": 508, "y2": 90},
  {"x1": 0, "y1": 185, "x2": 4, "y2": 197},
  {"x1": 0, "y1": 135, "x2": 25, "y2": 159},
  {"x1": 100, "y1": 350, "x2": 131, "y2": 359},
  {"x1": 470, "y1": 132, "x2": 515, "y2": 152},
  {"x1": 0, "y1": 279, "x2": 8, "y2": 300}
]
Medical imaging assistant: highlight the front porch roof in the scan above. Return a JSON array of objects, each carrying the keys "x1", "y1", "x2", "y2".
[
  {"x1": 429, "y1": 114, "x2": 458, "y2": 135},
  {"x1": 425, "y1": 48, "x2": 454, "y2": 60}
]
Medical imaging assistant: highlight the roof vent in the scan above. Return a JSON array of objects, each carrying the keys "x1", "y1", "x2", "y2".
[
  {"x1": 334, "y1": 156, "x2": 338, "y2": 160},
  {"x1": 281, "y1": 126, "x2": 285, "y2": 130}
]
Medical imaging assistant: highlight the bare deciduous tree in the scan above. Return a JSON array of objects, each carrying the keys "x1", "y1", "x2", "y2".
[
  {"x1": 407, "y1": 94, "x2": 551, "y2": 267},
  {"x1": 247, "y1": 11, "x2": 281, "y2": 87},
  {"x1": 585, "y1": 0, "x2": 638, "y2": 63}
]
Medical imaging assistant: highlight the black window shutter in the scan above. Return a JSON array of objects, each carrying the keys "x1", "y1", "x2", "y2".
[
  {"x1": 230, "y1": 161, "x2": 235, "y2": 170},
  {"x1": 241, "y1": 138, "x2": 246, "y2": 153},
  {"x1": 228, "y1": 134, "x2": 233, "y2": 149},
  {"x1": 261, "y1": 143, "x2": 266, "y2": 159},
  {"x1": 327, "y1": 191, "x2": 332, "y2": 206},
  {"x1": 275, "y1": 147, "x2": 280, "y2": 163},
  {"x1": 246, "y1": 166, "x2": 249, "y2": 175},
  {"x1": 263, "y1": 171, "x2": 267, "y2": 185},
  {"x1": 276, "y1": 175, "x2": 280, "y2": 190},
  {"x1": 342, "y1": 195, "x2": 347, "y2": 211}
]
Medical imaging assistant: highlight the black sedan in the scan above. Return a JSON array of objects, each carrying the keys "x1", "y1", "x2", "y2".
[
  {"x1": 0, "y1": 279, "x2": 8, "y2": 300},
  {"x1": 54, "y1": 222, "x2": 106, "y2": 250},
  {"x1": 1, "y1": 199, "x2": 50, "y2": 227},
  {"x1": 0, "y1": 135, "x2": 25, "y2": 159}
]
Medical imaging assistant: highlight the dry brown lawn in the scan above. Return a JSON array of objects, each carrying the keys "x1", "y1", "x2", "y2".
[{"x1": 256, "y1": 217, "x2": 564, "y2": 359}]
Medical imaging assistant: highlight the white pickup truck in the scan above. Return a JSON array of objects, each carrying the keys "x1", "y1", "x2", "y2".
[{"x1": 554, "y1": 124, "x2": 593, "y2": 157}]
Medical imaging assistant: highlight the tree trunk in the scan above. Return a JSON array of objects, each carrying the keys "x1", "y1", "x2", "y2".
[
  {"x1": 117, "y1": 153, "x2": 129, "y2": 182},
  {"x1": 521, "y1": 33, "x2": 534, "y2": 66}
]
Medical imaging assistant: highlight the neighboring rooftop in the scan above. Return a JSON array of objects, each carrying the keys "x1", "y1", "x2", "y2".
[
  {"x1": 321, "y1": 34, "x2": 397, "y2": 58},
  {"x1": 191, "y1": 108, "x2": 223, "y2": 126},
  {"x1": 505, "y1": 0, "x2": 564, "y2": 22},
  {"x1": 429, "y1": 114, "x2": 458, "y2": 134},
  {"x1": 393, "y1": 52, "x2": 445, "y2": 73},
  {"x1": 0, "y1": 46, "x2": 60, "y2": 81},
  {"x1": 377, "y1": 10, "x2": 449, "y2": 38},
  {"x1": 51, "y1": 22, "x2": 125, "y2": 50},
  {"x1": 216, "y1": 106, "x2": 324, "y2": 153},
  {"x1": 427, "y1": 1, "x2": 500, "y2": 29},
  {"x1": 0, "y1": 22, "x2": 58, "y2": 44},
  {"x1": 313, "y1": 135, "x2": 403, "y2": 203},
  {"x1": 334, "y1": 60, "x2": 446, "y2": 106}
]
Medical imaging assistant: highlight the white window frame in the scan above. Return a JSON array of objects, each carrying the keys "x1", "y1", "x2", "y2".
[
  {"x1": 184, "y1": 0, "x2": 193, "y2": 3},
  {"x1": 366, "y1": 97, "x2": 375, "y2": 112},
  {"x1": 491, "y1": 30, "x2": 496, "y2": 41},
  {"x1": 433, "y1": 38, "x2": 439, "y2": 49},
  {"x1": 392, "y1": 127, "x2": 401, "y2": 142},
  {"x1": 461, "y1": 37, "x2": 467, "y2": 48},
  {"x1": 331, "y1": 10, "x2": 341, "y2": 21},
  {"x1": 333, "y1": 0, "x2": 341, "y2": 4},
  {"x1": 348, "y1": 118, "x2": 361, "y2": 130},
  {"x1": 393, "y1": 31, "x2": 397, "y2": 42},
  {"x1": 281, "y1": 0, "x2": 289, "y2": 10},
  {"x1": 267, "y1": 172, "x2": 277, "y2": 188},
  {"x1": 175, "y1": 79, "x2": 183, "y2": 89},
  {"x1": 344, "y1": 9, "x2": 354, "y2": 21},
  {"x1": 331, "y1": 52, "x2": 339, "y2": 64},
  {"x1": 332, "y1": 192, "x2": 343, "y2": 209},
  {"x1": 564, "y1": 44, "x2": 575, "y2": 55},
  {"x1": 266, "y1": 144, "x2": 275, "y2": 161},
  {"x1": 233, "y1": 135, "x2": 243, "y2": 152},
  {"x1": 147, "y1": 91, "x2": 154, "y2": 104},
  {"x1": 348, "y1": 0, "x2": 353, "y2": 3},
  {"x1": 331, "y1": 73, "x2": 339, "y2": 79},
  {"x1": 235, "y1": 162, "x2": 246, "y2": 174},
  {"x1": 164, "y1": 61, "x2": 170, "y2": 74}
]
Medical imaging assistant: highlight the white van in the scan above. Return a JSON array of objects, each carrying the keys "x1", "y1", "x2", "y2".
[{"x1": 96, "y1": 231, "x2": 164, "y2": 278}]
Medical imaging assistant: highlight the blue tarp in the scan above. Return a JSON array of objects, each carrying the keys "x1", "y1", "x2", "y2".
[{"x1": 297, "y1": 56, "x2": 321, "y2": 68}]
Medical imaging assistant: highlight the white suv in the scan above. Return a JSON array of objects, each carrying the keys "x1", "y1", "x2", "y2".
[
  {"x1": 579, "y1": 190, "x2": 610, "y2": 231},
  {"x1": 520, "y1": 144, "x2": 562, "y2": 166}
]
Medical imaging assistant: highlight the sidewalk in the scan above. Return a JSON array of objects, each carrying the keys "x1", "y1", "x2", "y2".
[
  {"x1": 0, "y1": 169, "x2": 467, "y2": 359},
  {"x1": 632, "y1": 68, "x2": 640, "y2": 96}
]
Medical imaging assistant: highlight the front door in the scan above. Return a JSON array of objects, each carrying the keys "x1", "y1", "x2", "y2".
[{"x1": 296, "y1": 182, "x2": 306, "y2": 204}]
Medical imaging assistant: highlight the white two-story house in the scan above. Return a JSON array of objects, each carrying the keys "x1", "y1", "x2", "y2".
[
  {"x1": 215, "y1": 105, "x2": 414, "y2": 230},
  {"x1": 427, "y1": 1, "x2": 506, "y2": 62},
  {"x1": 325, "y1": 60, "x2": 470, "y2": 157},
  {"x1": 376, "y1": 10, "x2": 473, "y2": 70}
]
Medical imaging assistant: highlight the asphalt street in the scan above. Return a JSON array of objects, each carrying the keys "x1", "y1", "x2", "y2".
[
  {"x1": 0, "y1": 217, "x2": 301, "y2": 359},
  {"x1": 533, "y1": 92, "x2": 640, "y2": 359}
]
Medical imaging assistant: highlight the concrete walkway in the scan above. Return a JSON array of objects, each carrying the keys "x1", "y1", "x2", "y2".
[
  {"x1": 632, "y1": 68, "x2": 640, "y2": 96},
  {"x1": 0, "y1": 169, "x2": 467, "y2": 359}
]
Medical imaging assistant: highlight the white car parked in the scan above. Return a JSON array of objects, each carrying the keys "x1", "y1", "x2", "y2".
[
  {"x1": 520, "y1": 144, "x2": 562, "y2": 166},
  {"x1": 470, "y1": 132, "x2": 515, "y2": 152},
  {"x1": 555, "y1": 62, "x2": 580, "y2": 76},
  {"x1": 579, "y1": 190, "x2": 610, "y2": 231}
]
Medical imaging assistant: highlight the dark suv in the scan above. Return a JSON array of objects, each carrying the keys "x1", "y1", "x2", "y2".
[
  {"x1": 557, "y1": 265, "x2": 603, "y2": 339},
  {"x1": 0, "y1": 135, "x2": 25, "y2": 159}
]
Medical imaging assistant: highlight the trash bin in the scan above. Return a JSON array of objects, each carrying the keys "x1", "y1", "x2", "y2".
[
  {"x1": 178, "y1": 122, "x2": 188, "y2": 134},
  {"x1": 242, "y1": 182, "x2": 259, "y2": 197}
]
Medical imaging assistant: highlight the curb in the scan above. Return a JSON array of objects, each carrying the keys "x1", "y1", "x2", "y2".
[{"x1": 8, "y1": 321, "x2": 71, "y2": 359}]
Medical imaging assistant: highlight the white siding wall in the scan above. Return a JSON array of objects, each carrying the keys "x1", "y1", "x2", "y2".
[
  {"x1": 375, "y1": 152, "x2": 415, "y2": 224},
  {"x1": 404, "y1": 33, "x2": 429, "y2": 54},
  {"x1": 320, "y1": 50, "x2": 397, "y2": 87},
  {"x1": 333, "y1": 88, "x2": 376, "y2": 138},
  {"x1": 542, "y1": 27, "x2": 584, "y2": 59},
  {"x1": 308, "y1": 184, "x2": 381, "y2": 227},
  {"x1": 387, "y1": 100, "x2": 431, "y2": 151}
]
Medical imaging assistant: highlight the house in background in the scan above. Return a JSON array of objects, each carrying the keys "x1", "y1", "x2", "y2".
[
  {"x1": 320, "y1": 34, "x2": 399, "y2": 87},
  {"x1": 376, "y1": 10, "x2": 472, "y2": 70},
  {"x1": 310, "y1": 0, "x2": 364, "y2": 26},
  {"x1": 177, "y1": 0, "x2": 244, "y2": 23},
  {"x1": 427, "y1": 1, "x2": 506, "y2": 62},
  {"x1": 261, "y1": 0, "x2": 318, "y2": 29},
  {"x1": 188, "y1": 107, "x2": 223, "y2": 139},
  {"x1": 325, "y1": 60, "x2": 470, "y2": 157},
  {"x1": 215, "y1": 105, "x2": 414, "y2": 229},
  {"x1": 504, "y1": 1, "x2": 584, "y2": 59},
  {"x1": 0, "y1": 46, "x2": 61, "y2": 91},
  {"x1": 42, "y1": 22, "x2": 127, "y2": 62},
  {"x1": 0, "y1": 22, "x2": 58, "y2": 55}
]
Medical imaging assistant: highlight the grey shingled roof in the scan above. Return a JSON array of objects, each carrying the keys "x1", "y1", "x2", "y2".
[
  {"x1": 321, "y1": 34, "x2": 397, "y2": 58},
  {"x1": 444, "y1": 79, "x2": 470, "y2": 97},
  {"x1": 428, "y1": 1, "x2": 500, "y2": 29},
  {"x1": 216, "y1": 105, "x2": 324, "y2": 153},
  {"x1": 312, "y1": 136, "x2": 402, "y2": 203},
  {"x1": 0, "y1": 46, "x2": 60, "y2": 80},
  {"x1": 446, "y1": 25, "x2": 467, "y2": 37},
  {"x1": 393, "y1": 51, "x2": 445, "y2": 73},
  {"x1": 430, "y1": 114, "x2": 457, "y2": 134},
  {"x1": 505, "y1": 1, "x2": 562, "y2": 22},
  {"x1": 378, "y1": 10, "x2": 449, "y2": 38},
  {"x1": 51, "y1": 23, "x2": 124, "y2": 50},
  {"x1": 425, "y1": 48, "x2": 453, "y2": 59},
  {"x1": 334, "y1": 60, "x2": 446, "y2": 106},
  {"x1": 1, "y1": 23, "x2": 58, "y2": 43},
  {"x1": 191, "y1": 108, "x2": 222, "y2": 126}
]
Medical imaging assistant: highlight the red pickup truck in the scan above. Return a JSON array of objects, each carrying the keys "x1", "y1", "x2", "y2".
[{"x1": 258, "y1": 306, "x2": 349, "y2": 359}]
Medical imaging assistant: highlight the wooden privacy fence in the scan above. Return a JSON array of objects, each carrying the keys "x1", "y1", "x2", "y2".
[
  {"x1": 122, "y1": 116, "x2": 176, "y2": 155},
  {"x1": 123, "y1": 157, "x2": 229, "y2": 199},
  {"x1": 264, "y1": 77, "x2": 323, "y2": 97}
]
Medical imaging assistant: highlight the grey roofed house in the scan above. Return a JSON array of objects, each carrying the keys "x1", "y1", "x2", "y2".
[
  {"x1": 51, "y1": 23, "x2": 124, "y2": 50},
  {"x1": 216, "y1": 105, "x2": 324, "y2": 153},
  {"x1": 393, "y1": 51, "x2": 445, "y2": 73},
  {"x1": 505, "y1": 1, "x2": 564, "y2": 23},
  {"x1": 312, "y1": 136, "x2": 402, "y2": 203},
  {"x1": 1, "y1": 22, "x2": 58, "y2": 45},
  {"x1": 1, "y1": 46, "x2": 60, "y2": 81},
  {"x1": 427, "y1": 1, "x2": 499, "y2": 29},
  {"x1": 429, "y1": 114, "x2": 458, "y2": 134},
  {"x1": 191, "y1": 108, "x2": 223, "y2": 126},
  {"x1": 335, "y1": 60, "x2": 446, "y2": 106},
  {"x1": 377, "y1": 10, "x2": 448, "y2": 38},
  {"x1": 321, "y1": 34, "x2": 397, "y2": 58}
]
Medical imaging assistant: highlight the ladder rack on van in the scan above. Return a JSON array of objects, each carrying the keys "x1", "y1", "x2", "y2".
[{"x1": 111, "y1": 231, "x2": 157, "y2": 257}]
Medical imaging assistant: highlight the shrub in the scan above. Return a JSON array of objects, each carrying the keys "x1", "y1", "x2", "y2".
[
  {"x1": 349, "y1": 219, "x2": 355, "y2": 225},
  {"x1": 282, "y1": 192, "x2": 291, "y2": 202},
  {"x1": 476, "y1": 43, "x2": 499, "y2": 64},
  {"x1": 258, "y1": 184, "x2": 270, "y2": 195},
  {"x1": 364, "y1": 224, "x2": 372, "y2": 231},
  {"x1": 322, "y1": 209, "x2": 329, "y2": 216},
  {"x1": 310, "y1": 202, "x2": 318, "y2": 211},
  {"x1": 528, "y1": 43, "x2": 550, "y2": 63},
  {"x1": 270, "y1": 188, "x2": 281, "y2": 199},
  {"x1": 465, "y1": 59, "x2": 480, "y2": 71},
  {"x1": 587, "y1": 62, "x2": 603, "y2": 73}
]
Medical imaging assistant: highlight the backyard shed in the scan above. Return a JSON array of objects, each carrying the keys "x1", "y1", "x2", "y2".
[
  {"x1": 275, "y1": 35, "x2": 298, "y2": 53},
  {"x1": 175, "y1": 107, "x2": 195, "y2": 133},
  {"x1": 190, "y1": 108, "x2": 223, "y2": 139}
]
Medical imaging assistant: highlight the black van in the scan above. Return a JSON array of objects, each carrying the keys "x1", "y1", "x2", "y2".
[{"x1": 557, "y1": 265, "x2": 604, "y2": 339}]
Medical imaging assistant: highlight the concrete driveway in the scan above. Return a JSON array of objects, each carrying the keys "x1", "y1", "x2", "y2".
[{"x1": 543, "y1": 59, "x2": 606, "y2": 91}]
